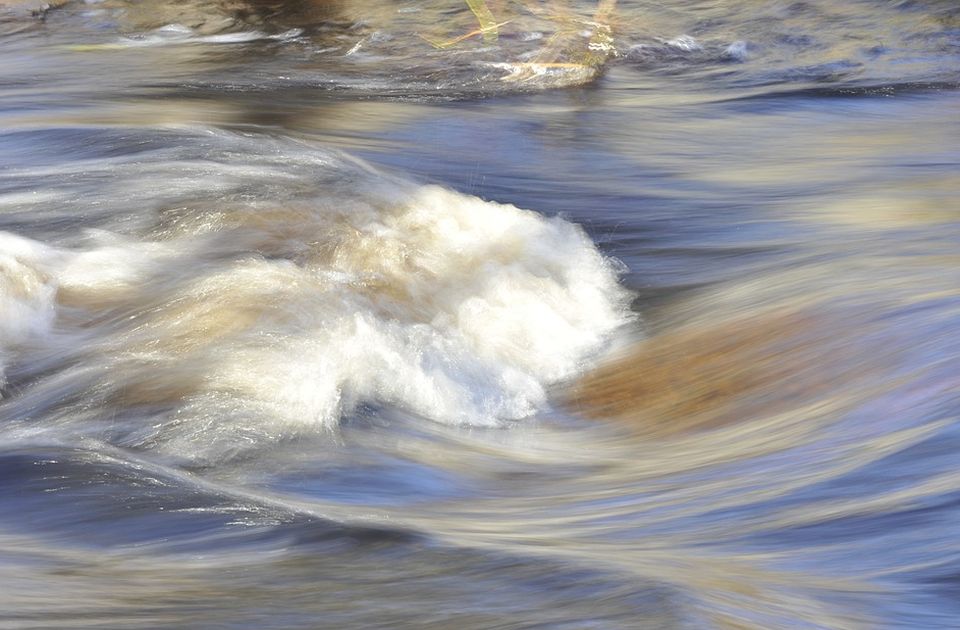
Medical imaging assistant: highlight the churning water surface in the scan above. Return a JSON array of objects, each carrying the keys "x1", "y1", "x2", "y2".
[{"x1": 0, "y1": 0, "x2": 959, "y2": 628}]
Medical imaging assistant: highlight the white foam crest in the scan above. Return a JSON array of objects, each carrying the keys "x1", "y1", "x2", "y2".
[
  {"x1": 0, "y1": 184, "x2": 631, "y2": 455},
  {"x1": 666, "y1": 35, "x2": 702, "y2": 52},
  {"x1": 0, "y1": 233, "x2": 63, "y2": 391},
  {"x1": 383, "y1": 187, "x2": 626, "y2": 383}
]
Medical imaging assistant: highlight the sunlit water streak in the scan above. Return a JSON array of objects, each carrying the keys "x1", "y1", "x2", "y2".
[{"x1": 1, "y1": 0, "x2": 959, "y2": 628}]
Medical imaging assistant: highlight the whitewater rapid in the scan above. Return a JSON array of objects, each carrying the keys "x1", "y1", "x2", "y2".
[{"x1": 0, "y1": 129, "x2": 630, "y2": 461}]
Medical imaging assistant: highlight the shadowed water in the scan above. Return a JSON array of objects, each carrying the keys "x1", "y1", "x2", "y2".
[{"x1": 1, "y1": 0, "x2": 959, "y2": 628}]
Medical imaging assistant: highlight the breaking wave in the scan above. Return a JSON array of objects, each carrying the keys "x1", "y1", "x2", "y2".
[{"x1": 0, "y1": 129, "x2": 630, "y2": 460}]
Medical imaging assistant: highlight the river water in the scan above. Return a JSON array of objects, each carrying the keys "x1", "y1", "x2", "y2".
[{"x1": 0, "y1": 1, "x2": 958, "y2": 628}]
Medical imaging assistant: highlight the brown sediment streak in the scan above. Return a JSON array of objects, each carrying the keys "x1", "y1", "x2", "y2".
[
  {"x1": 566, "y1": 308, "x2": 881, "y2": 436},
  {"x1": 153, "y1": 204, "x2": 423, "y2": 307}
]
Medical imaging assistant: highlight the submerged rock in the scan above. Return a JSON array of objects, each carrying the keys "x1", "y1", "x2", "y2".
[{"x1": 566, "y1": 306, "x2": 884, "y2": 437}]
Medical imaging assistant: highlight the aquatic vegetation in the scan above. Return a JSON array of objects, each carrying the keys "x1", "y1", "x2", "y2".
[
  {"x1": 424, "y1": 0, "x2": 618, "y2": 80},
  {"x1": 463, "y1": 0, "x2": 500, "y2": 43}
]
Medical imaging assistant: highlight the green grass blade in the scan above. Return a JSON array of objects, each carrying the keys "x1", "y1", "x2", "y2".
[{"x1": 465, "y1": 0, "x2": 499, "y2": 43}]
